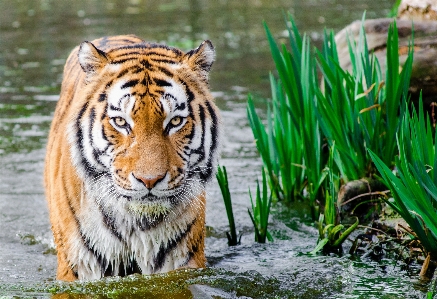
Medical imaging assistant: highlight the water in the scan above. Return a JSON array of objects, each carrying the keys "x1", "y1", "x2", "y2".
[{"x1": 0, "y1": 0, "x2": 430, "y2": 298}]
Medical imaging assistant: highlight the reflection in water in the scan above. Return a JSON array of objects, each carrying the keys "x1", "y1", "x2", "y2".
[{"x1": 0, "y1": 1, "x2": 428, "y2": 298}]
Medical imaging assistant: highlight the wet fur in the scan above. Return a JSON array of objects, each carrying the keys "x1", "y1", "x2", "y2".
[{"x1": 44, "y1": 35, "x2": 219, "y2": 281}]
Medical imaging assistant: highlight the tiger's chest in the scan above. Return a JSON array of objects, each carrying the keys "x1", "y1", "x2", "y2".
[{"x1": 70, "y1": 180, "x2": 200, "y2": 280}]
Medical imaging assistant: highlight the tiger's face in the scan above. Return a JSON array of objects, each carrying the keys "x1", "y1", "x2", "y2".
[
  {"x1": 69, "y1": 39, "x2": 219, "y2": 217},
  {"x1": 104, "y1": 79, "x2": 193, "y2": 199}
]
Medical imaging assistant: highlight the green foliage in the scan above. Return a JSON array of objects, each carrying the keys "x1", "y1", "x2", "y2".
[
  {"x1": 247, "y1": 17, "x2": 325, "y2": 205},
  {"x1": 216, "y1": 165, "x2": 240, "y2": 246},
  {"x1": 369, "y1": 99, "x2": 437, "y2": 259},
  {"x1": 316, "y1": 17, "x2": 413, "y2": 182},
  {"x1": 311, "y1": 145, "x2": 359, "y2": 254},
  {"x1": 248, "y1": 14, "x2": 413, "y2": 211},
  {"x1": 248, "y1": 169, "x2": 273, "y2": 243},
  {"x1": 388, "y1": 0, "x2": 402, "y2": 17}
]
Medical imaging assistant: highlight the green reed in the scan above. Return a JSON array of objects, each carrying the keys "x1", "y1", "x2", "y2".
[
  {"x1": 316, "y1": 16, "x2": 413, "y2": 182},
  {"x1": 311, "y1": 145, "x2": 358, "y2": 254},
  {"x1": 216, "y1": 165, "x2": 240, "y2": 246},
  {"x1": 248, "y1": 13, "x2": 412, "y2": 202},
  {"x1": 369, "y1": 98, "x2": 437, "y2": 260},
  {"x1": 248, "y1": 169, "x2": 273, "y2": 243},
  {"x1": 248, "y1": 16, "x2": 325, "y2": 207}
]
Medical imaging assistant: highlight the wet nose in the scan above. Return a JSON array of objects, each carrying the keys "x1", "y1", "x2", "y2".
[{"x1": 137, "y1": 173, "x2": 166, "y2": 190}]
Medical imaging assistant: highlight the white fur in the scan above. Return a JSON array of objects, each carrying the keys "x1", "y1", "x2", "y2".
[
  {"x1": 107, "y1": 81, "x2": 136, "y2": 134},
  {"x1": 161, "y1": 80, "x2": 190, "y2": 135}
]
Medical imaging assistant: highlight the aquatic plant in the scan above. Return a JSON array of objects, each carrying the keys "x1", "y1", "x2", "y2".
[
  {"x1": 216, "y1": 165, "x2": 240, "y2": 246},
  {"x1": 248, "y1": 14, "x2": 412, "y2": 218},
  {"x1": 247, "y1": 17, "x2": 325, "y2": 208},
  {"x1": 311, "y1": 145, "x2": 358, "y2": 254},
  {"x1": 316, "y1": 17, "x2": 413, "y2": 182},
  {"x1": 369, "y1": 99, "x2": 437, "y2": 265},
  {"x1": 388, "y1": 0, "x2": 402, "y2": 17},
  {"x1": 248, "y1": 169, "x2": 273, "y2": 243}
]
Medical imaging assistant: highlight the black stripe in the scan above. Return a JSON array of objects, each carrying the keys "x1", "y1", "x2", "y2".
[
  {"x1": 112, "y1": 58, "x2": 137, "y2": 64},
  {"x1": 136, "y1": 214, "x2": 165, "y2": 231},
  {"x1": 109, "y1": 104, "x2": 121, "y2": 111},
  {"x1": 183, "y1": 83, "x2": 195, "y2": 102},
  {"x1": 105, "y1": 80, "x2": 114, "y2": 89},
  {"x1": 164, "y1": 94, "x2": 177, "y2": 102},
  {"x1": 98, "y1": 203, "x2": 126, "y2": 243},
  {"x1": 141, "y1": 60, "x2": 152, "y2": 69},
  {"x1": 116, "y1": 68, "x2": 130, "y2": 79},
  {"x1": 61, "y1": 175, "x2": 94, "y2": 278},
  {"x1": 69, "y1": 178, "x2": 128, "y2": 277},
  {"x1": 175, "y1": 102, "x2": 186, "y2": 111},
  {"x1": 76, "y1": 102, "x2": 98, "y2": 176},
  {"x1": 154, "y1": 78, "x2": 172, "y2": 87},
  {"x1": 153, "y1": 218, "x2": 195, "y2": 270},
  {"x1": 184, "y1": 120, "x2": 195, "y2": 141},
  {"x1": 131, "y1": 66, "x2": 145, "y2": 74},
  {"x1": 98, "y1": 93, "x2": 107, "y2": 102},
  {"x1": 191, "y1": 105, "x2": 206, "y2": 160},
  {"x1": 114, "y1": 51, "x2": 141, "y2": 58},
  {"x1": 89, "y1": 108, "x2": 108, "y2": 169},
  {"x1": 110, "y1": 44, "x2": 148, "y2": 52},
  {"x1": 175, "y1": 147, "x2": 187, "y2": 161},
  {"x1": 121, "y1": 79, "x2": 139, "y2": 89},
  {"x1": 157, "y1": 66, "x2": 173, "y2": 78},
  {"x1": 104, "y1": 258, "x2": 142, "y2": 277},
  {"x1": 168, "y1": 169, "x2": 184, "y2": 185},
  {"x1": 202, "y1": 101, "x2": 219, "y2": 181},
  {"x1": 149, "y1": 58, "x2": 176, "y2": 65},
  {"x1": 140, "y1": 77, "x2": 149, "y2": 87}
]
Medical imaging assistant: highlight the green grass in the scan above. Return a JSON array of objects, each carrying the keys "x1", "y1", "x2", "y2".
[
  {"x1": 311, "y1": 145, "x2": 359, "y2": 254},
  {"x1": 248, "y1": 16, "x2": 325, "y2": 207},
  {"x1": 248, "y1": 169, "x2": 273, "y2": 243},
  {"x1": 246, "y1": 13, "x2": 413, "y2": 252},
  {"x1": 216, "y1": 165, "x2": 240, "y2": 246},
  {"x1": 248, "y1": 14, "x2": 412, "y2": 207},
  {"x1": 369, "y1": 98, "x2": 437, "y2": 260},
  {"x1": 316, "y1": 17, "x2": 413, "y2": 182}
]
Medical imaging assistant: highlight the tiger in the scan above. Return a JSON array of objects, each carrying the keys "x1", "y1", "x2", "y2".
[{"x1": 44, "y1": 35, "x2": 220, "y2": 281}]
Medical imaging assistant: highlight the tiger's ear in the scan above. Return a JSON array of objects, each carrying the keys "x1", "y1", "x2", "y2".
[
  {"x1": 78, "y1": 41, "x2": 109, "y2": 75},
  {"x1": 184, "y1": 40, "x2": 215, "y2": 81}
]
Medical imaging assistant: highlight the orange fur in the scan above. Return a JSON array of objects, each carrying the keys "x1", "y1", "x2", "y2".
[{"x1": 44, "y1": 35, "x2": 218, "y2": 281}]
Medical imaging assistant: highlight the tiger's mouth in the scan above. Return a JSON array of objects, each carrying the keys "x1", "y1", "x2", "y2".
[
  {"x1": 139, "y1": 194, "x2": 161, "y2": 201},
  {"x1": 126, "y1": 198, "x2": 173, "y2": 218}
]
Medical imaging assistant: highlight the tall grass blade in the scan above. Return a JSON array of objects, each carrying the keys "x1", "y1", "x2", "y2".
[
  {"x1": 248, "y1": 169, "x2": 273, "y2": 243},
  {"x1": 369, "y1": 97, "x2": 437, "y2": 258},
  {"x1": 216, "y1": 165, "x2": 239, "y2": 246}
]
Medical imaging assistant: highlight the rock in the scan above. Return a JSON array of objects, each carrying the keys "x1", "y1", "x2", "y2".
[
  {"x1": 397, "y1": 0, "x2": 437, "y2": 21},
  {"x1": 337, "y1": 178, "x2": 387, "y2": 222}
]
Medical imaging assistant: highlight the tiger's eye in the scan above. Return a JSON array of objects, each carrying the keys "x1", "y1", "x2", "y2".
[
  {"x1": 114, "y1": 117, "x2": 126, "y2": 127},
  {"x1": 170, "y1": 116, "x2": 182, "y2": 127}
]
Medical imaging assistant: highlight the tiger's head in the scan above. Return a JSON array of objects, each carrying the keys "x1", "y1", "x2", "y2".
[{"x1": 68, "y1": 38, "x2": 220, "y2": 219}]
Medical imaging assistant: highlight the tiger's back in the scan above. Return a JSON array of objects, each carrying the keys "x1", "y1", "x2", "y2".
[{"x1": 45, "y1": 35, "x2": 219, "y2": 281}]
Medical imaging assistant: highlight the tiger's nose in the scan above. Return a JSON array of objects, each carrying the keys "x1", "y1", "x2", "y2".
[{"x1": 137, "y1": 174, "x2": 166, "y2": 190}]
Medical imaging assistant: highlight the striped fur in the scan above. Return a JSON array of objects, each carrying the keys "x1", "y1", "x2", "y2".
[{"x1": 44, "y1": 35, "x2": 220, "y2": 281}]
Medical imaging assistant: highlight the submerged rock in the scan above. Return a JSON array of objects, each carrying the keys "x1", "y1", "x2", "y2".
[{"x1": 337, "y1": 178, "x2": 387, "y2": 222}]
